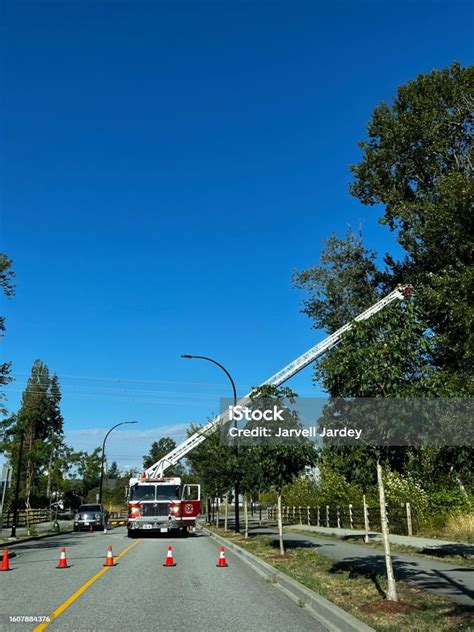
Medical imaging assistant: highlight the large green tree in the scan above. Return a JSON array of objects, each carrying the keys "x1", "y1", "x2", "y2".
[
  {"x1": 2, "y1": 360, "x2": 65, "y2": 510},
  {"x1": 350, "y1": 61, "x2": 473, "y2": 394},
  {"x1": 294, "y1": 231, "x2": 429, "y2": 479}
]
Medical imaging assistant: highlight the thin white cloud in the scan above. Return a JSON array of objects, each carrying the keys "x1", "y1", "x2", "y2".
[
  {"x1": 64, "y1": 423, "x2": 192, "y2": 469},
  {"x1": 66, "y1": 423, "x2": 189, "y2": 440}
]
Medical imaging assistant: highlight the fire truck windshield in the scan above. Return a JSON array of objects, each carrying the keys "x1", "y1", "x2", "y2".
[
  {"x1": 156, "y1": 485, "x2": 181, "y2": 501},
  {"x1": 129, "y1": 484, "x2": 181, "y2": 501},
  {"x1": 129, "y1": 485, "x2": 155, "y2": 500}
]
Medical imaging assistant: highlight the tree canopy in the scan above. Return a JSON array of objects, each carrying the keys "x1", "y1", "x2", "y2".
[
  {"x1": 143, "y1": 436, "x2": 185, "y2": 476},
  {"x1": 350, "y1": 61, "x2": 473, "y2": 393}
]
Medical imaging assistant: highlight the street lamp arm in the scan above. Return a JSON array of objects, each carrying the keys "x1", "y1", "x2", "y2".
[
  {"x1": 102, "y1": 422, "x2": 128, "y2": 452},
  {"x1": 99, "y1": 420, "x2": 138, "y2": 505},
  {"x1": 181, "y1": 355, "x2": 237, "y2": 405}
]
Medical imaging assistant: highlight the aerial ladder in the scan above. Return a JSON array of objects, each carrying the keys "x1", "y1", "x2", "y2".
[{"x1": 145, "y1": 285, "x2": 412, "y2": 479}]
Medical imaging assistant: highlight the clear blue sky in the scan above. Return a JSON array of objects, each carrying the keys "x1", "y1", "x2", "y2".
[{"x1": 2, "y1": 1, "x2": 472, "y2": 469}]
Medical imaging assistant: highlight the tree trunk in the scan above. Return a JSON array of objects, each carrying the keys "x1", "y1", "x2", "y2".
[
  {"x1": 244, "y1": 495, "x2": 249, "y2": 539},
  {"x1": 277, "y1": 491, "x2": 285, "y2": 556},
  {"x1": 377, "y1": 459, "x2": 398, "y2": 602}
]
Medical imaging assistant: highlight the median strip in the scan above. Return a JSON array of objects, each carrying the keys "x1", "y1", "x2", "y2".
[{"x1": 33, "y1": 539, "x2": 141, "y2": 632}]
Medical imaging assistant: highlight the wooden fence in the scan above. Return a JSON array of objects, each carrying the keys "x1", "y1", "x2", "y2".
[
  {"x1": 267, "y1": 501, "x2": 417, "y2": 536},
  {"x1": 1, "y1": 508, "x2": 53, "y2": 528}
]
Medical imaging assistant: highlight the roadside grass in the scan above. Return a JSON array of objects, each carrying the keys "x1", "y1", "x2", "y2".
[
  {"x1": 441, "y1": 513, "x2": 474, "y2": 544},
  {"x1": 285, "y1": 527, "x2": 474, "y2": 569},
  {"x1": 209, "y1": 527, "x2": 473, "y2": 632}
]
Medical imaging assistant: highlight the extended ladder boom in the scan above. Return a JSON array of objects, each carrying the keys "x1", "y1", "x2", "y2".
[{"x1": 145, "y1": 285, "x2": 411, "y2": 478}]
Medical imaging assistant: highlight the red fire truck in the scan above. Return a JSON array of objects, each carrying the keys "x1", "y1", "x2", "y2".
[{"x1": 127, "y1": 476, "x2": 200, "y2": 537}]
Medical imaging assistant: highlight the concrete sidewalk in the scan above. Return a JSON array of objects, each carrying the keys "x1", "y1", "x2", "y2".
[
  {"x1": 285, "y1": 524, "x2": 474, "y2": 556},
  {"x1": 0, "y1": 519, "x2": 72, "y2": 541}
]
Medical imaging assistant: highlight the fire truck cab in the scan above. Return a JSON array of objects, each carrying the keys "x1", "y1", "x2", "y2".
[{"x1": 126, "y1": 476, "x2": 200, "y2": 538}]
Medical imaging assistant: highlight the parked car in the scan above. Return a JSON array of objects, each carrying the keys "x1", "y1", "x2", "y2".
[{"x1": 73, "y1": 504, "x2": 108, "y2": 531}]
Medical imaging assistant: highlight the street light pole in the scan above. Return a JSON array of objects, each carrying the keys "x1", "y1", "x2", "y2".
[
  {"x1": 98, "y1": 421, "x2": 138, "y2": 505},
  {"x1": 181, "y1": 354, "x2": 241, "y2": 533}
]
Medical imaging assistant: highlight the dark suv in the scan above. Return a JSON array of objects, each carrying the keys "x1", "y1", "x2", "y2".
[{"x1": 73, "y1": 504, "x2": 108, "y2": 531}]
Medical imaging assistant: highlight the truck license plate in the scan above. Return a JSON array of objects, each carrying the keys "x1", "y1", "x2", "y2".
[
  {"x1": 160, "y1": 528, "x2": 168, "y2": 533},
  {"x1": 84, "y1": 522, "x2": 89, "y2": 526}
]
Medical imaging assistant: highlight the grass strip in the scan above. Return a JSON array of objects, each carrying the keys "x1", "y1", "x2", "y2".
[{"x1": 209, "y1": 526, "x2": 473, "y2": 632}]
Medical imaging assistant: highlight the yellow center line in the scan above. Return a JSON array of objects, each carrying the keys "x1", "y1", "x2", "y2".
[{"x1": 34, "y1": 539, "x2": 141, "y2": 632}]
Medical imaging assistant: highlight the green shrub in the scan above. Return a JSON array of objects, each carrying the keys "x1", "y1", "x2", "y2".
[
  {"x1": 281, "y1": 478, "x2": 319, "y2": 506},
  {"x1": 383, "y1": 469, "x2": 429, "y2": 518},
  {"x1": 280, "y1": 466, "x2": 364, "y2": 507},
  {"x1": 427, "y1": 487, "x2": 473, "y2": 518}
]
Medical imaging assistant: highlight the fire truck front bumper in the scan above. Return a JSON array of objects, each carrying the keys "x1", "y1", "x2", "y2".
[{"x1": 127, "y1": 517, "x2": 191, "y2": 532}]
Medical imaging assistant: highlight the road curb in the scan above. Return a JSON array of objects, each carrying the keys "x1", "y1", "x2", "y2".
[{"x1": 203, "y1": 527, "x2": 375, "y2": 632}]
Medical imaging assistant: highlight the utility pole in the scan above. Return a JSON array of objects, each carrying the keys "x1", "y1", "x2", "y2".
[
  {"x1": 10, "y1": 430, "x2": 25, "y2": 539},
  {"x1": 0, "y1": 465, "x2": 12, "y2": 536}
]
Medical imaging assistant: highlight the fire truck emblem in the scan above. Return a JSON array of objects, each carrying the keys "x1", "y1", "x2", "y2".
[{"x1": 185, "y1": 503, "x2": 194, "y2": 514}]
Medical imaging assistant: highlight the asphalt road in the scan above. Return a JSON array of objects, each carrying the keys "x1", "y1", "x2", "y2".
[{"x1": 0, "y1": 526, "x2": 326, "y2": 632}]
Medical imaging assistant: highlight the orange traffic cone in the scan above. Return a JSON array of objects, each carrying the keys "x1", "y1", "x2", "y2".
[
  {"x1": 56, "y1": 547, "x2": 69, "y2": 569},
  {"x1": 216, "y1": 546, "x2": 228, "y2": 567},
  {"x1": 163, "y1": 544, "x2": 176, "y2": 567},
  {"x1": 103, "y1": 545, "x2": 116, "y2": 567},
  {"x1": 0, "y1": 549, "x2": 10, "y2": 571}
]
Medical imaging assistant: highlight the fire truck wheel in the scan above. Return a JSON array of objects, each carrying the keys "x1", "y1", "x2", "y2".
[
  {"x1": 127, "y1": 530, "x2": 136, "y2": 539},
  {"x1": 179, "y1": 527, "x2": 189, "y2": 538}
]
